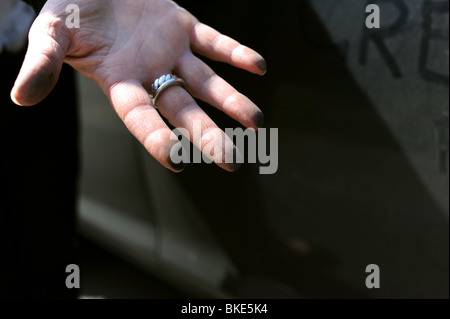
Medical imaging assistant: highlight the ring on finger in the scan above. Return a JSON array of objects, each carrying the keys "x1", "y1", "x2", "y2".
[{"x1": 150, "y1": 74, "x2": 186, "y2": 106}]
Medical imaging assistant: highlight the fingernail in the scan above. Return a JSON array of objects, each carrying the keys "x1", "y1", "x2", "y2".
[
  {"x1": 228, "y1": 146, "x2": 243, "y2": 172},
  {"x1": 168, "y1": 142, "x2": 188, "y2": 172},
  {"x1": 254, "y1": 111, "x2": 265, "y2": 128},
  {"x1": 257, "y1": 58, "x2": 267, "y2": 75},
  {"x1": 169, "y1": 159, "x2": 187, "y2": 172},
  {"x1": 168, "y1": 156, "x2": 187, "y2": 172}
]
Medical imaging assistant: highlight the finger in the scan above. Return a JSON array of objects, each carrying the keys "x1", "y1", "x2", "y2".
[
  {"x1": 175, "y1": 53, "x2": 264, "y2": 130},
  {"x1": 108, "y1": 80, "x2": 186, "y2": 172},
  {"x1": 190, "y1": 22, "x2": 267, "y2": 75},
  {"x1": 11, "y1": 14, "x2": 71, "y2": 106},
  {"x1": 176, "y1": 53, "x2": 264, "y2": 130},
  {"x1": 155, "y1": 84, "x2": 241, "y2": 172}
]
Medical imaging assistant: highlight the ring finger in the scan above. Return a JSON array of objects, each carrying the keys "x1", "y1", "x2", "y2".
[{"x1": 155, "y1": 80, "x2": 241, "y2": 172}]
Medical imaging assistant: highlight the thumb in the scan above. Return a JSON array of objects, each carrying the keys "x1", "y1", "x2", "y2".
[{"x1": 11, "y1": 13, "x2": 70, "y2": 106}]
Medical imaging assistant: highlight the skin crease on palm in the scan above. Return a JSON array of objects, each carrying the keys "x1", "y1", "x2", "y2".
[{"x1": 10, "y1": 0, "x2": 267, "y2": 172}]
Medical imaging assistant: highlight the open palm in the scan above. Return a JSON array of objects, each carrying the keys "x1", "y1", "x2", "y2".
[{"x1": 12, "y1": 0, "x2": 266, "y2": 172}]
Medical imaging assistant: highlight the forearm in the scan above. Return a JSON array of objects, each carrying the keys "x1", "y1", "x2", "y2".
[{"x1": 23, "y1": 0, "x2": 46, "y2": 13}]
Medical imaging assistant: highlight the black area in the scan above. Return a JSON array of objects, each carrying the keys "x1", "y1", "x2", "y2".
[
  {"x1": 79, "y1": 239, "x2": 189, "y2": 299},
  {"x1": 0, "y1": 47, "x2": 79, "y2": 299}
]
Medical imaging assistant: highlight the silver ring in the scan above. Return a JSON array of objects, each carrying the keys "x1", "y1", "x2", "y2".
[{"x1": 150, "y1": 74, "x2": 185, "y2": 106}]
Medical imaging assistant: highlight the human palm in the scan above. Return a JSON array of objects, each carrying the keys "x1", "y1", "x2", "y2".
[{"x1": 12, "y1": 0, "x2": 266, "y2": 172}]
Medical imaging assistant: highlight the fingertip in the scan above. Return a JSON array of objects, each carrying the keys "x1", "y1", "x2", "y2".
[
  {"x1": 254, "y1": 110, "x2": 265, "y2": 129},
  {"x1": 10, "y1": 88, "x2": 24, "y2": 106},
  {"x1": 227, "y1": 161, "x2": 243, "y2": 172},
  {"x1": 10, "y1": 87, "x2": 38, "y2": 107},
  {"x1": 169, "y1": 161, "x2": 188, "y2": 173},
  {"x1": 221, "y1": 160, "x2": 242, "y2": 173},
  {"x1": 222, "y1": 145, "x2": 243, "y2": 172},
  {"x1": 10, "y1": 63, "x2": 60, "y2": 107},
  {"x1": 168, "y1": 141, "x2": 188, "y2": 172},
  {"x1": 256, "y1": 58, "x2": 267, "y2": 76},
  {"x1": 10, "y1": 87, "x2": 42, "y2": 107}
]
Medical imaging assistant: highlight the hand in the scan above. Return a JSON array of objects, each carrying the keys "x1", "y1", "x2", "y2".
[{"x1": 11, "y1": 0, "x2": 266, "y2": 172}]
